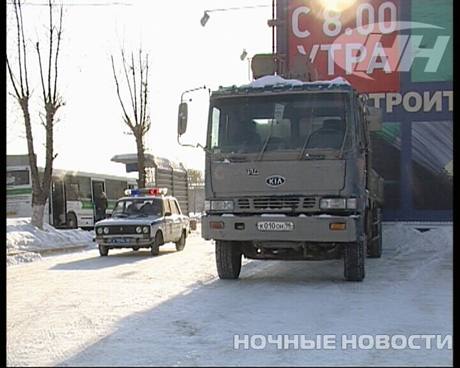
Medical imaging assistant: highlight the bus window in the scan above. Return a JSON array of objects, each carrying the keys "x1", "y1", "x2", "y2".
[
  {"x1": 65, "y1": 182, "x2": 79, "y2": 201},
  {"x1": 7, "y1": 170, "x2": 30, "y2": 186},
  {"x1": 78, "y1": 177, "x2": 92, "y2": 199},
  {"x1": 106, "y1": 179, "x2": 126, "y2": 200}
]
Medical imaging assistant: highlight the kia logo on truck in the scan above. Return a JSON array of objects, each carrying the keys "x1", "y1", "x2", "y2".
[{"x1": 266, "y1": 175, "x2": 285, "y2": 187}]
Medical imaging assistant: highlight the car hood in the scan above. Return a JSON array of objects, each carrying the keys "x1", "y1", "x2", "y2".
[{"x1": 95, "y1": 215, "x2": 163, "y2": 227}]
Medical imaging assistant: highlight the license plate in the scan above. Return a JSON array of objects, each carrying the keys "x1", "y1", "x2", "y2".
[
  {"x1": 109, "y1": 238, "x2": 132, "y2": 244},
  {"x1": 257, "y1": 221, "x2": 294, "y2": 231}
]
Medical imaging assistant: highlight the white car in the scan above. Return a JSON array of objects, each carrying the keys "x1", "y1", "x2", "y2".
[{"x1": 94, "y1": 188, "x2": 190, "y2": 256}]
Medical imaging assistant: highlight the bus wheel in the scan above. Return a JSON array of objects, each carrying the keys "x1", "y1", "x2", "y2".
[{"x1": 67, "y1": 213, "x2": 78, "y2": 229}]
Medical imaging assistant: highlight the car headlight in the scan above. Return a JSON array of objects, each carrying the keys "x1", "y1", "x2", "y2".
[
  {"x1": 103, "y1": 227, "x2": 109, "y2": 234},
  {"x1": 320, "y1": 198, "x2": 357, "y2": 210},
  {"x1": 97, "y1": 227, "x2": 103, "y2": 235},
  {"x1": 205, "y1": 200, "x2": 234, "y2": 211},
  {"x1": 143, "y1": 226, "x2": 149, "y2": 234},
  {"x1": 136, "y1": 226, "x2": 142, "y2": 234}
]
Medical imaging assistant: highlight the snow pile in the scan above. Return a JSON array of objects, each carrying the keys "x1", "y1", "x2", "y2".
[
  {"x1": 7, "y1": 217, "x2": 95, "y2": 265},
  {"x1": 384, "y1": 222, "x2": 452, "y2": 259},
  {"x1": 6, "y1": 217, "x2": 202, "y2": 266},
  {"x1": 242, "y1": 75, "x2": 351, "y2": 88}
]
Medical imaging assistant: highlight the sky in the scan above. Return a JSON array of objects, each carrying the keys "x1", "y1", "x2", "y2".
[{"x1": 6, "y1": 0, "x2": 273, "y2": 177}]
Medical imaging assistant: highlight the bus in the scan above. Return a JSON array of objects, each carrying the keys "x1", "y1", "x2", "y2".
[{"x1": 7, "y1": 156, "x2": 138, "y2": 229}]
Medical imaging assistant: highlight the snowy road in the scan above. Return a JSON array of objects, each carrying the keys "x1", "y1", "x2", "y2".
[{"x1": 7, "y1": 224, "x2": 452, "y2": 366}]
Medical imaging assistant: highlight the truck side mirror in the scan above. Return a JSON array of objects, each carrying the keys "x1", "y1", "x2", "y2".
[
  {"x1": 366, "y1": 106, "x2": 382, "y2": 132},
  {"x1": 178, "y1": 102, "x2": 188, "y2": 136}
]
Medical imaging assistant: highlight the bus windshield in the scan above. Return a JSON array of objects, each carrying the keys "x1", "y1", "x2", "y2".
[
  {"x1": 208, "y1": 92, "x2": 350, "y2": 155},
  {"x1": 7, "y1": 170, "x2": 30, "y2": 186}
]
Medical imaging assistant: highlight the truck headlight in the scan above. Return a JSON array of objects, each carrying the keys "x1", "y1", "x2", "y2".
[
  {"x1": 205, "y1": 200, "x2": 234, "y2": 211},
  {"x1": 320, "y1": 198, "x2": 357, "y2": 210}
]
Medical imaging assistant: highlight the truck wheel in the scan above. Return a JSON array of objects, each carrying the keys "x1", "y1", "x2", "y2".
[
  {"x1": 151, "y1": 232, "x2": 162, "y2": 256},
  {"x1": 175, "y1": 231, "x2": 186, "y2": 251},
  {"x1": 343, "y1": 237, "x2": 366, "y2": 282},
  {"x1": 215, "y1": 241, "x2": 242, "y2": 279},
  {"x1": 99, "y1": 244, "x2": 109, "y2": 256},
  {"x1": 368, "y1": 207, "x2": 382, "y2": 258}
]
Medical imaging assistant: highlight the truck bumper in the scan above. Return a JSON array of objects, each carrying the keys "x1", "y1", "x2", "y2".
[{"x1": 202, "y1": 214, "x2": 361, "y2": 243}]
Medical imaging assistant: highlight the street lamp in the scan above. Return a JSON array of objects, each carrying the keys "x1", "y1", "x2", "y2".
[
  {"x1": 200, "y1": 11, "x2": 210, "y2": 27},
  {"x1": 200, "y1": 5, "x2": 270, "y2": 27}
]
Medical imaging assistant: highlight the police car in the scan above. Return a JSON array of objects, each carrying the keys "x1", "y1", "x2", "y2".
[{"x1": 94, "y1": 188, "x2": 190, "y2": 256}]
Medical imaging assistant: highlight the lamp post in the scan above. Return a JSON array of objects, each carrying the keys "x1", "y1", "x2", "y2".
[{"x1": 199, "y1": 1, "x2": 286, "y2": 77}]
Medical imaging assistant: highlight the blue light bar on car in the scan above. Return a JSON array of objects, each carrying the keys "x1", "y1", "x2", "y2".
[{"x1": 124, "y1": 188, "x2": 168, "y2": 196}]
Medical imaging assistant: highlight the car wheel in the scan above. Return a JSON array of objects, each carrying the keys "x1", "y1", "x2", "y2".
[
  {"x1": 99, "y1": 244, "x2": 109, "y2": 256},
  {"x1": 151, "y1": 232, "x2": 162, "y2": 256},
  {"x1": 175, "y1": 231, "x2": 186, "y2": 251}
]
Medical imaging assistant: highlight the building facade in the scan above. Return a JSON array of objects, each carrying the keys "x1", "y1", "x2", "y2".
[{"x1": 277, "y1": 0, "x2": 452, "y2": 221}]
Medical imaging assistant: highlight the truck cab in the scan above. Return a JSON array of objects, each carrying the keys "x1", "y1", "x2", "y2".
[{"x1": 179, "y1": 76, "x2": 383, "y2": 281}]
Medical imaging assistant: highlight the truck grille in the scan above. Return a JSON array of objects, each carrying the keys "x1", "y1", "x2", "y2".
[
  {"x1": 254, "y1": 197, "x2": 300, "y2": 209},
  {"x1": 302, "y1": 197, "x2": 316, "y2": 208},
  {"x1": 237, "y1": 197, "x2": 317, "y2": 211}
]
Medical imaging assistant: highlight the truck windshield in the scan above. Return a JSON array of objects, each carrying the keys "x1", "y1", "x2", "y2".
[{"x1": 208, "y1": 92, "x2": 350, "y2": 154}]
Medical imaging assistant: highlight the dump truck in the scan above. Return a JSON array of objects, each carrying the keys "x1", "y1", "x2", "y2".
[{"x1": 178, "y1": 68, "x2": 383, "y2": 282}]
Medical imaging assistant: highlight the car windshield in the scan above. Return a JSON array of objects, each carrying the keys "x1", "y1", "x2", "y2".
[
  {"x1": 112, "y1": 198, "x2": 163, "y2": 217},
  {"x1": 207, "y1": 92, "x2": 350, "y2": 155}
]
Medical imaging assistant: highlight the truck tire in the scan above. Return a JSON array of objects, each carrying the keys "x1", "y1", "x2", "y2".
[
  {"x1": 151, "y1": 232, "x2": 162, "y2": 256},
  {"x1": 215, "y1": 241, "x2": 242, "y2": 279},
  {"x1": 368, "y1": 207, "x2": 382, "y2": 258},
  {"x1": 99, "y1": 244, "x2": 109, "y2": 256},
  {"x1": 343, "y1": 236, "x2": 366, "y2": 282},
  {"x1": 175, "y1": 230, "x2": 186, "y2": 251}
]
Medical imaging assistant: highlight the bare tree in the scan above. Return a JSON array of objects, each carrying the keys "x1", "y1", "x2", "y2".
[
  {"x1": 6, "y1": 0, "x2": 65, "y2": 229},
  {"x1": 111, "y1": 49, "x2": 151, "y2": 188}
]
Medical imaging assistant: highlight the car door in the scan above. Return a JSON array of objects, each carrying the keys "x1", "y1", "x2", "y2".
[
  {"x1": 169, "y1": 198, "x2": 182, "y2": 242},
  {"x1": 163, "y1": 198, "x2": 173, "y2": 243}
]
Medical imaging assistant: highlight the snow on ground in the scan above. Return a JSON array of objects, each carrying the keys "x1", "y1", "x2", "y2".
[{"x1": 6, "y1": 220, "x2": 452, "y2": 366}]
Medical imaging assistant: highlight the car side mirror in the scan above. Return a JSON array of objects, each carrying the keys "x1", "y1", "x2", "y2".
[
  {"x1": 165, "y1": 211, "x2": 172, "y2": 217},
  {"x1": 178, "y1": 102, "x2": 188, "y2": 136},
  {"x1": 367, "y1": 106, "x2": 382, "y2": 132}
]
